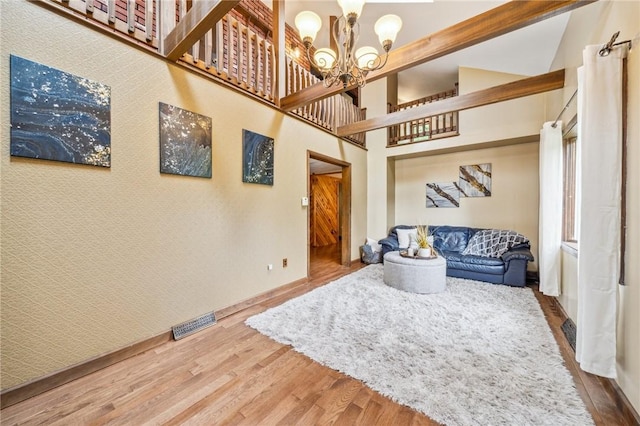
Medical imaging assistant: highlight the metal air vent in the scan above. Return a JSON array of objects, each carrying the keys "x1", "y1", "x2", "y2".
[{"x1": 172, "y1": 312, "x2": 216, "y2": 340}]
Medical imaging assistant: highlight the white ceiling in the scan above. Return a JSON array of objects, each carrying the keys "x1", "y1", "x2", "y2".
[
  {"x1": 262, "y1": 0, "x2": 572, "y2": 102},
  {"x1": 309, "y1": 158, "x2": 343, "y2": 175}
]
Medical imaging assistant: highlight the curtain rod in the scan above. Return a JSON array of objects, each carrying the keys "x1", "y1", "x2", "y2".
[
  {"x1": 552, "y1": 31, "x2": 632, "y2": 129},
  {"x1": 551, "y1": 89, "x2": 577, "y2": 128},
  {"x1": 598, "y1": 31, "x2": 632, "y2": 57}
]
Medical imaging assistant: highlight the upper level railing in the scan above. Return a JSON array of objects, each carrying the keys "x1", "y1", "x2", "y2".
[
  {"x1": 47, "y1": 0, "x2": 366, "y2": 147},
  {"x1": 287, "y1": 58, "x2": 366, "y2": 146},
  {"x1": 388, "y1": 87, "x2": 459, "y2": 146}
]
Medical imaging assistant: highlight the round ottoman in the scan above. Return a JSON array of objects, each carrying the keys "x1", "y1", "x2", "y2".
[{"x1": 383, "y1": 251, "x2": 447, "y2": 294}]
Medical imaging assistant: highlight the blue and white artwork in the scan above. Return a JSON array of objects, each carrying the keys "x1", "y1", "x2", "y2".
[
  {"x1": 10, "y1": 55, "x2": 111, "y2": 167},
  {"x1": 426, "y1": 182, "x2": 460, "y2": 208},
  {"x1": 242, "y1": 129, "x2": 274, "y2": 185},
  {"x1": 159, "y1": 102, "x2": 212, "y2": 178}
]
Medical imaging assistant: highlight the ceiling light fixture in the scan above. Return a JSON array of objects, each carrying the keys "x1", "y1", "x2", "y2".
[{"x1": 295, "y1": 0, "x2": 402, "y2": 89}]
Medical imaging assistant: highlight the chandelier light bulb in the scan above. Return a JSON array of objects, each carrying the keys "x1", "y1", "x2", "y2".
[
  {"x1": 337, "y1": 0, "x2": 365, "y2": 20},
  {"x1": 295, "y1": 11, "x2": 322, "y2": 45},
  {"x1": 355, "y1": 46, "x2": 378, "y2": 69},
  {"x1": 374, "y1": 14, "x2": 402, "y2": 49},
  {"x1": 295, "y1": 1, "x2": 401, "y2": 88}
]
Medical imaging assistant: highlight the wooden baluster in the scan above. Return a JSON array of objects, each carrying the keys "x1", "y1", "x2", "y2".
[
  {"x1": 246, "y1": 28, "x2": 254, "y2": 90},
  {"x1": 269, "y1": 44, "x2": 275, "y2": 99},
  {"x1": 216, "y1": 19, "x2": 224, "y2": 73},
  {"x1": 237, "y1": 22, "x2": 244, "y2": 85},
  {"x1": 286, "y1": 58, "x2": 291, "y2": 96},
  {"x1": 257, "y1": 38, "x2": 264, "y2": 95},
  {"x1": 204, "y1": 29, "x2": 212, "y2": 69},
  {"x1": 145, "y1": 0, "x2": 153, "y2": 41},
  {"x1": 225, "y1": 16, "x2": 233, "y2": 80},
  {"x1": 107, "y1": 0, "x2": 115, "y2": 23},
  {"x1": 193, "y1": 40, "x2": 200, "y2": 63},
  {"x1": 127, "y1": 0, "x2": 135, "y2": 33}
]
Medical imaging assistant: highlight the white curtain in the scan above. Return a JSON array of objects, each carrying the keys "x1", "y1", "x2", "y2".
[
  {"x1": 575, "y1": 44, "x2": 627, "y2": 379},
  {"x1": 538, "y1": 121, "x2": 563, "y2": 296}
]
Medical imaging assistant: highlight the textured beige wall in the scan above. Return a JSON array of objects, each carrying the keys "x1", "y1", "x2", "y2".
[
  {"x1": 366, "y1": 67, "x2": 547, "y2": 242},
  {"x1": 385, "y1": 67, "x2": 547, "y2": 160},
  {"x1": 547, "y1": 0, "x2": 640, "y2": 411},
  {"x1": 0, "y1": 2, "x2": 367, "y2": 389},
  {"x1": 393, "y1": 143, "x2": 540, "y2": 270},
  {"x1": 363, "y1": 79, "x2": 393, "y2": 240}
]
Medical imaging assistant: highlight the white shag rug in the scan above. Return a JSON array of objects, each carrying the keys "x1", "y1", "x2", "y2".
[{"x1": 245, "y1": 265, "x2": 594, "y2": 426}]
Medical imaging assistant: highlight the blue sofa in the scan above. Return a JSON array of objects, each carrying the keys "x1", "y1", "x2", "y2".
[{"x1": 378, "y1": 225, "x2": 534, "y2": 287}]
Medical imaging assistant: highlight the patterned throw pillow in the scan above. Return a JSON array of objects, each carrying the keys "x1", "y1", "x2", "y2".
[{"x1": 462, "y1": 229, "x2": 529, "y2": 258}]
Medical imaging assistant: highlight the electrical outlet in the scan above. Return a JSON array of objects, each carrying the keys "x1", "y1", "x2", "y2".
[
  {"x1": 283, "y1": 258, "x2": 288, "y2": 267},
  {"x1": 267, "y1": 264, "x2": 273, "y2": 271}
]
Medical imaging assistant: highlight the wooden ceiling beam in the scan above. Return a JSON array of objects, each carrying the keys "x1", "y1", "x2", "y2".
[
  {"x1": 336, "y1": 69, "x2": 565, "y2": 137},
  {"x1": 163, "y1": 0, "x2": 240, "y2": 61},
  {"x1": 280, "y1": 0, "x2": 595, "y2": 112}
]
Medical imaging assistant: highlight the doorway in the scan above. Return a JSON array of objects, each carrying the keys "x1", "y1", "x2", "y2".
[{"x1": 308, "y1": 151, "x2": 352, "y2": 278}]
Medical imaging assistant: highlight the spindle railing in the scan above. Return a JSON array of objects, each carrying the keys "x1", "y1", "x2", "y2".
[
  {"x1": 46, "y1": 0, "x2": 369, "y2": 146},
  {"x1": 287, "y1": 58, "x2": 366, "y2": 146},
  {"x1": 388, "y1": 88, "x2": 459, "y2": 146}
]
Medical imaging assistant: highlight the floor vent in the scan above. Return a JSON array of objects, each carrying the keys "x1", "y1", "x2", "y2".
[
  {"x1": 172, "y1": 312, "x2": 216, "y2": 340},
  {"x1": 561, "y1": 317, "x2": 577, "y2": 353}
]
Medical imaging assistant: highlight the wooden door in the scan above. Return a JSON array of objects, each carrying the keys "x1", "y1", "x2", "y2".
[{"x1": 310, "y1": 175, "x2": 341, "y2": 247}]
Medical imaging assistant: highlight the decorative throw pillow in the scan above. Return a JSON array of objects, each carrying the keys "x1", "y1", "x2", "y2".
[
  {"x1": 396, "y1": 228, "x2": 418, "y2": 249},
  {"x1": 462, "y1": 229, "x2": 529, "y2": 258},
  {"x1": 366, "y1": 238, "x2": 382, "y2": 253}
]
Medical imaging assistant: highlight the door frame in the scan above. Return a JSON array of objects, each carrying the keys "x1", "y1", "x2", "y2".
[{"x1": 307, "y1": 151, "x2": 352, "y2": 276}]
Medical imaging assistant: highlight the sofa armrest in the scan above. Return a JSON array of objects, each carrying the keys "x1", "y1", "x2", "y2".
[{"x1": 501, "y1": 246, "x2": 534, "y2": 263}]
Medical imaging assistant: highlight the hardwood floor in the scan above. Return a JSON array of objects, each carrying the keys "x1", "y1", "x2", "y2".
[
  {"x1": 1, "y1": 254, "x2": 634, "y2": 425},
  {"x1": 309, "y1": 243, "x2": 343, "y2": 278}
]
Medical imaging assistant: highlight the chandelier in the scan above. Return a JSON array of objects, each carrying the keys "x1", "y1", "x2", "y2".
[{"x1": 294, "y1": 0, "x2": 402, "y2": 88}]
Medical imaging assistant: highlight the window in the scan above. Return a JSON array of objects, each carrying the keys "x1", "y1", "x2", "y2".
[{"x1": 562, "y1": 116, "x2": 578, "y2": 242}]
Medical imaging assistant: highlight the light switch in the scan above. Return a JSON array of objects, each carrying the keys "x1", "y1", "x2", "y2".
[{"x1": 301, "y1": 196, "x2": 309, "y2": 206}]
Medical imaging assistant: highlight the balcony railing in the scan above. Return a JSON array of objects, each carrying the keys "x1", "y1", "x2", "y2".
[
  {"x1": 388, "y1": 88, "x2": 459, "y2": 146},
  {"x1": 287, "y1": 58, "x2": 366, "y2": 146},
  {"x1": 45, "y1": 0, "x2": 380, "y2": 148}
]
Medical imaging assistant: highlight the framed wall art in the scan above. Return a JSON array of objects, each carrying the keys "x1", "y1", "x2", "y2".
[
  {"x1": 242, "y1": 129, "x2": 274, "y2": 186},
  {"x1": 159, "y1": 102, "x2": 212, "y2": 178},
  {"x1": 10, "y1": 55, "x2": 111, "y2": 167},
  {"x1": 426, "y1": 182, "x2": 460, "y2": 208},
  {"x1": 459, "y1": 163, "x2": 492, "y2": 197}
]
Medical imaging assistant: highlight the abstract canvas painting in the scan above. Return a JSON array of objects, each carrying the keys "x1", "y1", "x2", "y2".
[
  {"x1": 159, "y1": 102, "x2": 212, "y2": 178},
  {"x1": 459, "y1": 163, "x2": 492, "y2": 197},
  {"x1": 242, "y1": 129, "x2": 274, "y2": 185},
  {"x1": 10, "y1": 55, "x2": 111, "y2": 167},
  {"x1": 426, "y1": 182, "x2": 460, "y2": 208}
]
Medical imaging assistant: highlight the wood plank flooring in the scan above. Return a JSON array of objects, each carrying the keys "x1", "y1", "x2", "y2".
[{"x1": 1, "y1": 247, "x2": 634, "y2": 425}]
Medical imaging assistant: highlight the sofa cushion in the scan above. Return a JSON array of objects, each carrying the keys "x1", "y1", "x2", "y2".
[
  {"x1": 462, "y1": 229, "x2": 529, "y2": 258},
  {"x1": 430, "y1": 226, "x2": 472, "y2": 253},
  {"x1": 446, "y1": 259, "x2": 505, "y2": 275},
  {"x1": 441, "y1": 251, "x2": 505, "y2": 266}
]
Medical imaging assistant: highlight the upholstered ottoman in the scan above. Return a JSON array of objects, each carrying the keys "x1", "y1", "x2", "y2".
[{"x1": 383, "y1": 251, "x2": 447, "y2": 294}]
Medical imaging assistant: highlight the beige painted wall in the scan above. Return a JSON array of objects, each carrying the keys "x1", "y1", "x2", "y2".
[
  {"x1": 366, "y1": 67, "x2": 546, "y2": 260},
  {"x1": 393, "y1": 143, "x2": 540, "y2": 270},
  {"x1": 363, "y1": 79, "x2": 393, "y2": 240},
  {"x1": 0, "y1": 2, "x2": 367, "y2": 389},
  {"x1": 386, "y1": 67, "x2": 547, "y2": 160},
  {"x1": 548, "y1": 0, "x2": 640, "y2": 412}
]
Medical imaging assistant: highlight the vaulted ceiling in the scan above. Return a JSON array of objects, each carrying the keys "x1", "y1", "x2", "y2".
[
  {"x1": 262, "y1": 0, "x2": 573, "y2": 102},
  {"x1": 164, "y1": 0, "x2": 595, "y2": 137}
]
